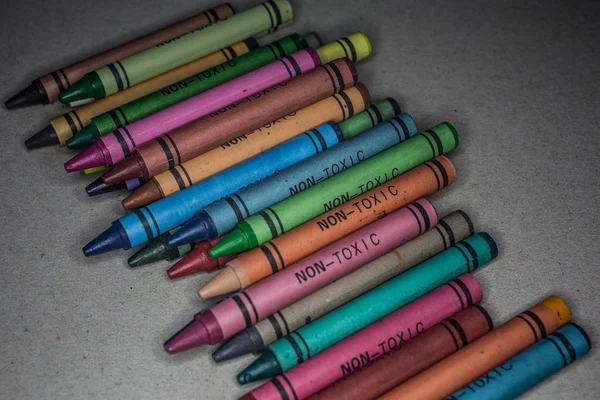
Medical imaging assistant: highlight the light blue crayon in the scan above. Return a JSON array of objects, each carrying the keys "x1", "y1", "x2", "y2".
[
  {"x1": 168, "y1": 113, "x2": 418, "y2": 246},
  {"x1": 83, "y1": 122, "x2": 344, "y2": 255},
  {"x1": 447, "y1": 323, "x2": 591, "y2": 400}
]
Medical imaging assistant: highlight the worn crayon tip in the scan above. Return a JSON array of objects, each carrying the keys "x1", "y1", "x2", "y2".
[
  {"x1": 168, "y1": 212, "x2": 216, "y2": 246},
  {"x1": 198, "y1": 266, "x2": 241, "y2": 299},
  {"x1": 122, "y1": 180, "x2": 162, "y2": 210},
  {"x1": 237, "y1": 351, "x2": 282, "y2": 384},
  {"x1": 67, "y1": 124, "x2": 101, "y2": 149},
  {"x1": 5, "y1": 80, "x2": 48, "y2": 109},
  {"x1": 65, "y1": 143, "x2": 105, "y2": 172},
  {"x1": 58, "y1": 79, "x2": 89, "y2": 103},
  {"x1": 212, "y1": 330, "x2": 258, "y2": 362},
  {"x1": 209, "y1": 228, "x2": 248, "y2": 258},
  {"x1": 542, "y1": 296, "x2": 571, "y2": 328},
  {"x1": 163, "y1": 319, "x2": 210, "y2": 354},
  {"x1": 83, "y1": 225, "x2": 126, "y2": 256},
  {"x1": 86, "y1": 177, "x2": 119, "y2": 196},
  {"x1": 128, "y1": 239, "x2": 168, "y2": 267},
  {"x1": 25, "y1": 124, "x2": 59, "y2": 149},
  {"x1": 102, "y1": 155, "x2": 144, "y2": 184},
  {"x1": 168, "y1": 242, "x2": 216, "y2": 279}
]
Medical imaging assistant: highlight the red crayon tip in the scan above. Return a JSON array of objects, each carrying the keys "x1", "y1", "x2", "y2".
[
  {"x1": 102, "y1": 154, "x2": 144, "y2": 184},
  {"x1": 168, "y1": 239, "x2": 235, "y2": 279},
  {"x1": 163, "y1": 319, "x2": 210, "y2": 354},
  {"x1": 64, "y1": 143, "x2": 106, "y2": 172}
]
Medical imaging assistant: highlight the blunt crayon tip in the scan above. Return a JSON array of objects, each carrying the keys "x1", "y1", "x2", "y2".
[
  {"x1": 168, "y1": 242, "x2": 217, "y2": 279},
  {"x1": 67, "y1": 124, "x2": 101, "y2": 149},
  {"x1": 83, "y1": 225, "x2": 126, "y2": 257},
  {"x1": 85, "y1": 176, "x2": 123, "y2": 196},
  {"x1": 477, "y1": 232, "x2": 498, "y2": 259},
  {"x1": 212, "y1": 329, "x2": 261, "y2": 362},
  {"x1": 25, "y1": 124, "x2": 59, "y2": 149},
  {"x1": 122, "y1": 180, "x2": 162, "y2": 210},
  {"x1": 570, "y1": 323, "x2": 592, "y2": 350},
  {"x1": 198, "y1": 266, "x2": 241, "y2": 299},
  {"x1": 163, "y1": 319, "x2": 210, "y2": 354},
  {"x1": 168, "y1": 212, "x2": 216, "y2": 246},
  {"x1": 237, "y1": 351, "x2": 282, "y2": 384},
  {"x1": 128, "y1": 239, "x2": 168, "y2": 267},
  {"x1": 209, "y1": 228, "x2": 248, "y2": 258},
  {"x1": 5, "y1": 80, "x2": 48, "y2": 109},
  {"x1": 243, "y1": 37, "x2": 260, "y2": 51},
  {"x1": 64, "y1": 143, "x2": 105, "y2": 172},
  {"x1": 541, "y1": 296, "x2": 571, "y2": 328},
  {"x1": 102, "y1": 155, "x2": 144, "y2": 184},
  {"x1": 58, "y1": 78, "x2": 90, "y2": 103}
]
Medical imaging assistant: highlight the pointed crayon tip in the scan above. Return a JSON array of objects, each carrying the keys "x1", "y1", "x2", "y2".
[
  {"x1": 85, "y1": 176, "x2": 125, "y2": 196},
  {"x1": 209, "y1": 228, "x2": 249, "y2": 258},
  {"x1": 198, "y1": 266, "x2": 241, "y2": 299},
  {"x1": 25, "y1": 124, "x2": 59, "y2": 149},
  {"x1": 122, "y1": 179, "x2": 162, "y2": 210},
  {"x1": 58, "y1": 79, "x2": 91, "y2": 103},
  {"x1": 83, "y1": 225, "x2": 127, "y2": 257},
  {"x1": 64, "y1": 143, "x2": 106, "y2": 172},
  {"x1": 168, "y1": 241, "x2": 216, "y2": 279},
  {"x1": 237, "y1": 351, "x2": 282, "y2": 384},
  {"x1": 163, "y1": 319, "x2": 210, "y2": 354},
  {"x1": 212, "y1": 330, "x2": 258, "y2": 363},
  {"x1": 128, "y1": 239, "x2": 168, "y2": 267},
  {"x1": 102, "y1": 155, "x2": 144, "y2": 184},
  {"x1": 67, "y1": 124, "x2": 101, "y2": 149},
  {"x1": 167, "y1": 212, "x2": 216, "y2": 246},
  {"x1": 5, "y1": 80, "x2": 48, "y2": 109}
]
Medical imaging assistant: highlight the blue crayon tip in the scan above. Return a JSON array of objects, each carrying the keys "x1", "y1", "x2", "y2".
[
  {"x1": 167, "y1": 211, "x2": 217, "y2": 247},
  {"x1": 83, "y1": 224, "x2": 127, "y2": 257}
]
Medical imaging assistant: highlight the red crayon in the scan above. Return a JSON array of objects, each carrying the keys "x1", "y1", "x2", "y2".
[{"x1": 167, "y1": 237, "x2": 236, "y2": 279}]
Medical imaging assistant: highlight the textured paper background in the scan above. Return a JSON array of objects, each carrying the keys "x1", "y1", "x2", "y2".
[{"x1": 0, "y1": 0, "x2": 599, "y2": 398}]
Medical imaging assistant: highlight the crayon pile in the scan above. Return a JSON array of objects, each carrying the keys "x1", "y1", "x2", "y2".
[{"x1": 11, "y1": 1, "x2": 591, "y2": 399}]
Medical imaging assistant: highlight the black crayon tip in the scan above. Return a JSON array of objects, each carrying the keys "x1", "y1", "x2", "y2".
[
  {"x1": 6, "y1": 80, "x2": 48, "y2": 109},
  {"x1": 212, "y1": 329, "x2": 264, "y2": 363},
  {"x1": 25, "y1": 124, "x2": 59, "y2": 150},
  {"x1": 85, "y1": 177, "x2": 126, "y2": 197}
]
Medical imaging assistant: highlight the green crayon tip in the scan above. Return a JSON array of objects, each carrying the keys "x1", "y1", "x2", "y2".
[
  {"x1": 128, "y1": 239, "x2": 169, "y2": 267},
  {"x1": 209, "y1": 227, "x2": 250, "y2": 258},
  {"x1": 237, "y1": 351, "x2": 282, "y2": 385},
  {"x1": 67, "y1": 123, "x2": 101, "y2": 149},
  {"x1": 58, "y1": 72, "x2": 105, "y2": 103}
]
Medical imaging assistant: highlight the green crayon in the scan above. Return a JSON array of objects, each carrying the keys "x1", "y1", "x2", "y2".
[
  {"x1": 67, "y1": 34, "x2": 306, "y2": 149},
  {"x1": 210, "y1": 122, "x2": 459, "y2": 258},
  {"x1": 59, "y1": 0, "x2": 293, "y2": 103},
  {"x1": 128, "y1": 229, "x2": 192, "y2": 267}
]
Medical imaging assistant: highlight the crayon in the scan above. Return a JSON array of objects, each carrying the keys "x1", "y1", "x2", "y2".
[
  {"x1": 214, "y1": 210, "x2": 474, "y2": 362},
  {"x1": 167, "y1": 99, "x2": 405, "y2": 246},
  {"x1": 209, "y1": 122, "x2": 459, "y2": 259},
  {"x1": 124, "y1": 85, "x2": 371, "y2": 210},
  {"x1": 85, "y1": 177, "x2": 146, "y2": 197},
  {"x1": 83, "y1": 58, "x2": 357, "y2": 180},
  {"x1": 163, "y1": 200, "x2": 438, "y2": 354},
  {"x1": 100, "y1": 34, "x2": 370, "y2": 183},
  {"x1": 127, "y1": 229, "x2": 193, "y2": 267},
  {"x1": 5, "y1": 4, "x2": 233, "y2": 109},
  {"x1": 446, "y1": 324, "x2": 591, "y2": 400},
  {"x1": 64, "y1": 48, "x2": 321, "y2": 172},
  {"x1": 241, "y1": 275, "x2": 483, "y2": 398},
  {"x1": 310, "y1": 306, "x2": 493, "y2": 400},
  {"x1": 58, "y1": 0, "x2": 293, "y2": 103},
  {"x1": 167, "y1": 237, "x2": 237, "y2": 279},
  {"x1": 83, "y1": 166, "x2": 110, "y2": 175},
  {"x1": 380, "y1": 296, "x2": 571, "y2": 399},
  {"x1": 25, "y1": 40, "x2": 257, "y2": 150},
  {"x1": 237, "y1": 233, "x2": 497, "y2": 383},
  {"x1": 83, "y1": 117, "x2": 349, "y2": 256},
  {"x1": 66, "y1": 34, "x2": 307, "y2": 150}
]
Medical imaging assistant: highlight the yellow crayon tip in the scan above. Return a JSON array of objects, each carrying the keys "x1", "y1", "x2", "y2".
[{"x1": 542, "y1": 295, "x2": 571, "y2": 328}]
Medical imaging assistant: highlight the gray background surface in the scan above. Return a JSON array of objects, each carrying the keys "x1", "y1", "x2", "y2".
[{"x1": 1, "y1": 0, "x2": 599, "y2": 398}]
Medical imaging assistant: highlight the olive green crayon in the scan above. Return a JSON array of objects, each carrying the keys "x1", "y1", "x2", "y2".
[{"x1": 128, "y1": 229, "x2": 193, "y2": 267}]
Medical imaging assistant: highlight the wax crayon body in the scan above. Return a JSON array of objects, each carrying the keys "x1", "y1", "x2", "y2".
[
  {"x1": 84, "y1": 122, "x2": 344, "y2": 255},
  {"x1": 6, "y1": 4, "x2": 233, "y2": 108},
  {"x1": 164, "y1": 200, "x2": 437, "y2": 354},
  {"x1": 244, "y1": 274, "x2": 482, "y2": 397},
  {"x1": 128, "y1": 229, "x2": 193, "y2": 267},
  {"x1": 310, "y1": 306, "x2": 493, "y2": 400},
  {"x1": 381, "y1": 296, "x2": 572, "y2": 399},
  {"x1": 65, "y1": 48, "x2": 320, "y2": 171},
  {"x1": 128, "y1": 86, "x2": 372, "y2": 209},
  {"x1": 210, "y1": 122, "x2": 459, "y2": 257},
  {"x1": 171, "y1": 108, "x2": 412, "y2": 246},
  {"x1": 242, "y1": 233, "x2": 497, "y2": 380},
  {"x1": 70, "y1": 35, "x2": 305, "y2": 148},
  {"x1": 446, "y1": 323, "x2": 590, "y2": 400},
  {"x1": 214, "y1": 211, "x2": 474, "y2": 362},
  {"x1": 101, "y1": 58, "x2": 357, "y2": 183},
  {"x1": 59, "y1": 0, "x2": 292, "y2": 102},
  {"x1": 167, "y1": 237, "x2": 236, "y2": 279}
]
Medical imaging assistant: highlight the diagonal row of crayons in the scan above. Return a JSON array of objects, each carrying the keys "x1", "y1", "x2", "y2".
[{"x1": 11, "y1": 1, "x2": 591, "y2": 399}]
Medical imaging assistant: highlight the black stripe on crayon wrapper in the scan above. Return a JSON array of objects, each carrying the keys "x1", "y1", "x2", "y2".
[
  {"x1": 268, "y1": 242, "x2": 286, "y2": 270},
  {"x1": 421, "y1": 133, "x2": 438, "y2": 159},
  {"x1": 178, "y1": 165, "x2": 193, "y2": 186},
  {"x1": 339, "y1": 91, "x2": 355, "y2": 117},
  {"x1": 445, "y1": 282, "x2": 465, "y2": 310},
  {"x1": 411, "y1": 201, "x2": 431, "y2": 230},
  {"x1": 58, "y1": 69, "x2": 71, "y2": 86},
  {"x1": 51, "y1": 71, "x2": 65, "y2": 92},
  {"x1": 107, "y1": 63, "x2": 124, "y2": 91},
  {"x1": 232, "y1": 295, "x2": 252, "y2": 328},
  {"x1": 451, "y1": 277, "x2": 474, "y2": 307},
  {"x1": 203, "y1": 11, "x2": 213, "y2": 24},
  {"x1": 156, "y1": 137, "x2": 175, "y2": 169},
  {"x1": 115, "y1": 61, "x2": 131, "y2": 89},
  {"x1": 133, "y1": 210, "x2": 153, "y2": 241},
  {"x1": 170, "y1": 168, "x2": 187, "y2": 190},
  {"x1": 424, "y1": 162, "x2": 441, "y2": 191},
  {"x1": 259, "y1": 245, "x2": 279, "y2": 275},
  {"x1": 225, "y1": 197, "x2": 245, "y2": 222},
  {"x1": 473, "y1": 304, "x2": 494, "y2": 331},
  {"x1": 434, "y1": 226, "x2": 448, "y2": 249},
  {"x1": 239, "y1": 292, "x2": 259, "y2": 323},
  {"x1": 441, "y1": 321, "x2": 460, "y2": 351},
  {"x1": 108, "y1": 110, "x2": 123, "y2": 130},
  {"x1": 405, "y1": 204, "x2": 423, "y2": 234},
  {"x1": 280, "y1": 375, "x2": 299, "y2": 400},
  {"x1": 273, "y1": 41, "x2": 286, "y2": 59},
  {"x1": 304, "y1": 131, "x2": 320, "y2": 153},
  {"x1": 268, "y1": 315, "x2": 284, "y2": 338},
  {"x1": 311, "y1": 127, "x2": 329, "y2": 151},
  {"x1": 293, "y1": 331, "x2": 312, "y2": 359},
  {"x1": 276, "y1": 311, "x2": 291, "y2": 335},
  {"x1": 267, "y1": 208, "x2": 285, "y2": 235},
  {"x1": 279, "y1": 59, "x2": 294, "y2": 79},
  {"x1": 545, "y1": 335, "x2": 568, "y2": 366},
  {"x1": 554, "y1": 331, "x2": 578, "y2": 363},
  {"x1": 286, "y1": 55, "x2": 302, "y2": 76},
  {"x1": 117, "y1": 107, "x2": 130, "y2": 125},
  {"x1": 258, "y1": 210, "x2": 278, "y2": 238},
  {"x1": 335, "y1": 40, "x2": 350, "y2": 59},
  {"x1": 371, "y1": 104, "x2": 384, "y2": 125},
  {"x1": 394, "y1": 116, "x2": 410, "y2": 140},
  {"x1": 446, "y1": 318, "x2": 469, "y2": 347},
  {"x1": 365, "y1": 108, "x2": 376, "y2": 127},
  {"x1": 456, "y1": 210, "x2": 474, "y2": 235},
  {"x1": 226, "y1": 45, "x2": 237, "y2": 58},
  {"x1": 455, "y1": 245, "x2": 473, "y2": 273},
  {"x1": 265, "y1": 44, "x2": 278, "y2": 60},
  {"x1": 431, "y1": 158, "x2": 449, "y2": 188},
  {"x1": 114, "y1": 131, "x2": 131, "y2": 157},
  {"x1": 284, "y1": 336, "x2": 304, "y2": 364},
  {"x1": 331, "y1": 95, "x2": 347, "y2": 120},
  {"x1": 387, "y1": 119, "x2": 405, "y2": 143},
  {"x1": 233, "y1": 194, "x2": 251, "y2": 218},
  {"x1": 267, "y1": 0, "x2": 283, "y2": 31},
  {"x1": 144, "y1": 207, "x2": 161, "y2": 235},
  {"x1": 438, "y1": 219, "x2": 456, "y2": 246},
  {"x1": 122, "y1": 126, "x2": 136, "y2": 148},
  {"x1": 270, "y1": 378, "x2": 291, "y2": 400},
  {"x1": 208, "y1": 9, "x2": 219, "y2": 24},
  {"x1": 426, "y1": 129, "x2": 445, "y2": 156},
  {"x1": 319, "y1": 65, "x2": 338, "y2": 95},
  {"x1": 460, "y1": 241, "x2": 480, "y2": 270},
  {"x1": 328, "y1": 62, "x2": 346, "y2": 92},
  {"x1": 71, "y1": 111, "x2": 84, "y2": 132},
  {"x1": 261, "y1": 3, "x2": 275, "y2": 31},
  {"x1": 63, "y1": 112, "x2": 78, "y2": 135},
  {"x1": 164, "y1": 134, "x2": 181, "y2": 165},
  {"x1": 341, "y1": 37, "x2": 358, "y2": 62},
  {"x1": 517, "y1": 315, "x2": 540, "y2": 342},
  {"x1": 522, "y1": 310, "x2": 547, "y2": 338}
]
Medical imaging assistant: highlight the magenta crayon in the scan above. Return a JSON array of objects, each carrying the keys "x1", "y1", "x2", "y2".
[
  {"x1": 64, "y1": 48, "x2": 321, "y2": 172},
  {"x1": 243, "y1": 273, "x2": 482, "y2": 399},
  {"x1": 163, "y1": 199, "x2": 437, "y2": 353}
]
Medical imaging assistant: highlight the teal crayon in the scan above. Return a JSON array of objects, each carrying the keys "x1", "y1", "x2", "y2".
[{"x1": 238, "y1": 233, "x2": 498, "y2": 383}]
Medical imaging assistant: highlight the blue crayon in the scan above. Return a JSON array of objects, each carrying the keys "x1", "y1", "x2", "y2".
[
  {"x1": 168, "y1": 113, "x2": 418, "y2": 246},
  {"x1": 447, "y1": 323, "x2": 591, "y2": 400},
  {"x1": 83, "y1": 123, "x2": 344, "y2": 256}
]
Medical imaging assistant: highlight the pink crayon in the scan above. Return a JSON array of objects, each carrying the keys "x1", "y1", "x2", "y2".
[
  {"x1": 245, "y1": 273, "x2": 482, "y2": 400},
  {"x1": 64, "y1": 48, "x2": 321, "y2": 172},
  {"x1": 163, "y1": 199, "x2": 438, "y2": 353}
]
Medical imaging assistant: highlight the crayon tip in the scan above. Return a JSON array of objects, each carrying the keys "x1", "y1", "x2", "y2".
[
  {"x1": 168, "y1": 212, "x2": 216, "y2": 246},
  {"x1": 163, "y1": 319, "x2": 210, "y2": 354},
  {"x1": 212, "y1": 329, "x2": 260, "y2": 362},
  {"x1": 542, "y1": 296, "x2": 571, "y2": 328},
  {"x1": 25, "y1": 124, "x2": 59, "y2": 149},
  {"x1": 83, "y1": 225, "x2": 126, "y2": 256},
  {"x1": 102, "y1": 155, "x2": 144, "y2": 184},
  {"x1": 64, "y1": 143, "x2": 106, "y2": 172},
  {"x1": 122, "y1": 180, "x2": 162, "y2": 210},
  {"x1": 239, "y1": 394, "x2": 256, "y2": 400},
  {"x1": 58, "y1": 78, "x2": 91, "y2": 103},
  {"x1": 85, "y1": 176, "x2": 124, "y2": 196},
  {"x1": 5, "y1": 80, "x2": 48, "y2": 109},
  {"x1": 67, "y1": 124, "x2": 101, "y2": 149},
  {"x1": 209, "y1": 228, "x2": 249, "y2": 258},
  {"x1": 128, "y1": 238, "x2": 168, "y2": 267},
  {"x1": 237, "y1": 351, "x2": 282, "y2": 384},
  {"x1": 198, "y1": 266, "x2": 241, "y2": 299},
  {"x1": 243, "y1": 37, "x2": 260, "y2": 51},
  {"x1": 168, "y1": 242, "x2": 217, "y2": 279}
]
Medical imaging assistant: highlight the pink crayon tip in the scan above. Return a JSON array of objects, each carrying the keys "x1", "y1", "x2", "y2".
[
  {"x1": 64, "y1": 142, "x2": 106, "y2": 172},
  {"x1": 163, "y1": 319, "x2": 210, "y2": 354}
]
